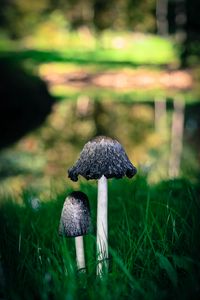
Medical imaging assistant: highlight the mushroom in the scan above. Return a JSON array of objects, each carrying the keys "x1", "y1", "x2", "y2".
[
  {"x1": 68, "y1": 136, "x2": 137, "y2": 276},
  {"x1": 59, "y1": 191, "x2": 92, "y2": 272}
]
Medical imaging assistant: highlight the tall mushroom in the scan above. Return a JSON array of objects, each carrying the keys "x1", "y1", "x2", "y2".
[
  {"x1": 59, "y1": 191, "x2": 92, "y2": 271},
  {"x1": 68, "y1": 136, "x2": 137, "y2": 276}
]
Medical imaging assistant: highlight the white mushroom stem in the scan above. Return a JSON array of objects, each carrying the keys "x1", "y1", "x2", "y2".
[
  {"x1": 75, "y1": 236, "x2": 86, "y2": 271},
  {"x1": 97, "y1": 175, "x2": 108, "y2": 276}
]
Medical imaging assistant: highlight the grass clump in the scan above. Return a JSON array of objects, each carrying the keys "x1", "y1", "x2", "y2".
[{"x1": 0, "y1": 176, "x2": 200, "y2": 299}]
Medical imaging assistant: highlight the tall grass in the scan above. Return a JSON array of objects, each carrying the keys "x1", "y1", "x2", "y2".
[{"x1": 0, "y1": 176, "x2": 200, "y2": 299}]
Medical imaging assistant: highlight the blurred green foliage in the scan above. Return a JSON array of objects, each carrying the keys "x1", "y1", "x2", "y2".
[
  {"x1": 0, "y1": 0, "x2": 156, "y2": 38},
  {"x1": 0, "y1": 0, "x2": 200, "y2": 66}
]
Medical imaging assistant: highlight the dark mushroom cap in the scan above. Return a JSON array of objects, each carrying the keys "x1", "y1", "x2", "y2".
[
  {"x1": 59, "y1": 191, "x2": 92, "y2": 237},
  {"x1": 68, "y1": 136, "x2": 137, "y2": 182}
]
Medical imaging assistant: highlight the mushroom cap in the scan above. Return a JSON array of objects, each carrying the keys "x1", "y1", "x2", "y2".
[
  {"x1": 68, "y1": 136, "x2": 137, "y2": 182},
  {"x1": 59, "y1": 191, "x2": 92, "y2": 237}
]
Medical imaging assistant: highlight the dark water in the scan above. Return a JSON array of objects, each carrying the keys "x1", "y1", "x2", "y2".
[{"x1": 0, "y1": 60, "x2": 54, "y2": 149}]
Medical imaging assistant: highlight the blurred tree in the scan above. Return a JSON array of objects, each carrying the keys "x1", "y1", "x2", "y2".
[
  {"x1": 0, "y1": 0, "x2": 52, "y2": 38},
  {"x1": 181, "y1": 0, "x2": 200, "y2": 66},
  {"x1": 64, "y1": 0, "x2": 93, "y2": 29},
  {"x1": 156, "y1": 0, "x2": 168, "y2": 36},
  {"x1": 0, "y1": 0, "x2": 199, "y2": 48},
  {"x1": 93, "y1": 0, "x2": 114, "y2": 30},
  {"x1": 127, "y1": 0, "x2": 156, "y2": 32},
  {"x1": 0, "y1": 0, "x2": 157, "y2": 37}
]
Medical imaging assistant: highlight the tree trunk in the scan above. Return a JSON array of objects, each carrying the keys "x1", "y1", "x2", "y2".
[{"x1": 156, "y1": 0, "x2": 169, "y2": 36}]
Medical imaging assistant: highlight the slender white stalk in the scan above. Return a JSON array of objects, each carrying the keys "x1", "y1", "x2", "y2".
[
  {"x1": 96, "y1": 175, "x2": 108, "y2": 276},
  {"x1": 75, "y1": 235, "x2": 85, "y2": 271}
]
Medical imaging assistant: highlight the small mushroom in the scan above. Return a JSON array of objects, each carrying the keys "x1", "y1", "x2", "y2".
[
  {"x1": 68, "y1": 136, "x2": 137, "y2": 276},
  {"x1": 59, "y1": 191, "x2": 92, "y2": 271}
]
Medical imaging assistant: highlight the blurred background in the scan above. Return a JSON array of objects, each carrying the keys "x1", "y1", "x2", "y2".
[{"x1": 0, "y1": 0, "x2": 200, "y2": 199}]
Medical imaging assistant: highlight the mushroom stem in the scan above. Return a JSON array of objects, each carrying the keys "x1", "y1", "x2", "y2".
[
  {"x1": 75, "y1": 236, "x2": 86, "y2": 271},
  {"x1": 97, "y1": 175, "x2": 108, "y2": 276}
]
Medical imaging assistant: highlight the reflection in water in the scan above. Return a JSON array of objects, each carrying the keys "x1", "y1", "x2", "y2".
[
  {"x1": 0, "y1": 96, "x2": 199, "y2": 197},
  {"x1": 169, "y1": 98, "x2": 185, "y2": 178},
  {"x1": 0, "y1": 59, "x2": 54, "y2": 149},
  {"x1": 152, "y1": 97, "x2": 169, "y2": 182},
  {"x1": 154, "y1": 98, "x2": 167, "y2": 133}
]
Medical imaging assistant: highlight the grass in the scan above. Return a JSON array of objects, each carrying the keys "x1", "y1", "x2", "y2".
[
  {"x1": 0, "y1": 176, "x2": 200, "y2": 300},
  {"x1": 0, "y1": 32, "x2": 178, "y2": 68}
]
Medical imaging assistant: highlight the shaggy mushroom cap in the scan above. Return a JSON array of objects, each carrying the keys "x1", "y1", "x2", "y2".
[
  {"x1": 68, "y1": 136, "x2": 137, "y2": 182},
  {"x1": 59, "y1": 191, "x2": 92, "y2": 237}
]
